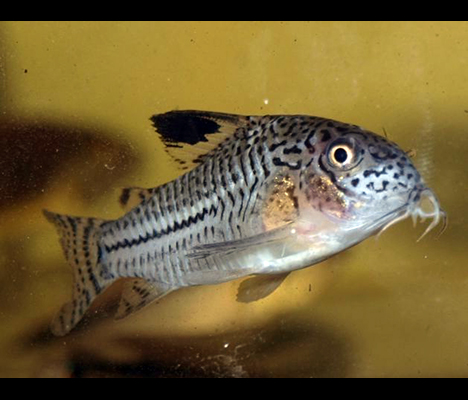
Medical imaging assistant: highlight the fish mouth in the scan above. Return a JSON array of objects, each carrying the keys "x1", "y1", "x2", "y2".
[{"x1": 373, "y1": 187, "x2": 447, "y2": 241}]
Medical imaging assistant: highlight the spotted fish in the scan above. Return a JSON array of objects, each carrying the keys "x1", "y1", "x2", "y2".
[{"x1": 44, "y1": 111, "x2": 446, "y2": 336}]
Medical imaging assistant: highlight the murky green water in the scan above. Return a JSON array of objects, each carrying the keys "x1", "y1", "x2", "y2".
[{"x1": 1, "y1": 21, "x2": 468, "y2": 378}]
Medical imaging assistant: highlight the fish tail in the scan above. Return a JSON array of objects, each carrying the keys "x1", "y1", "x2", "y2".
[{"x1": 44, "y1": 210, "x2": 116, "y2": 336}]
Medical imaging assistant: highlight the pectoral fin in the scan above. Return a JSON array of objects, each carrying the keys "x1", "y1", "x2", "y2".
[
  {"x1": 237, "y1": 273, "x2": 290, "y2": 303},
  {"x1": 183, "y1": 269, "x2": 257, "y2": 286},
  {"x1": 186, "y1": 222, "x2": 294, "y2": 261}
]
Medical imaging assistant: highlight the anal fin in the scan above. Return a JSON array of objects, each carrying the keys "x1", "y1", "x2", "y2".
[{"x1": 116, "y1": 279, "x2": 173, "y2": 320}]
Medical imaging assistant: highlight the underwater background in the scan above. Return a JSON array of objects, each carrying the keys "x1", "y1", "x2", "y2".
[{"x1": 1, "y1": 21, "x2": 468, "y2": 378}]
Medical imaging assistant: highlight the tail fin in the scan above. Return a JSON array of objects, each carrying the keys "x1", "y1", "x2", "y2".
[{"x1": 44, "y1": 210, "x2": 116, "y2": 336}]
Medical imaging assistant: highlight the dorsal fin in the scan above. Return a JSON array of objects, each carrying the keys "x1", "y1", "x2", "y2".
[{"x1": 151, "y1": 110, "x2": 249, "y2": 170}]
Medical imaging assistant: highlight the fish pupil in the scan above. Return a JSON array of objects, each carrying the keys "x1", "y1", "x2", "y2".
[{"x1": 334, "y1": 147, "x2": 348, "y2": 163}]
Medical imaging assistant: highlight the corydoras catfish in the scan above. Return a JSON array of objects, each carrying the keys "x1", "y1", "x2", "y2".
[{"x1": 44, "y1": 111, "x2": 446, "y2": 336}]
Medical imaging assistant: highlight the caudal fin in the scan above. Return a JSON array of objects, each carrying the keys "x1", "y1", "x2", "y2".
[{"x1": 44, "y1": 210, "x2": 116, "y2": 336}]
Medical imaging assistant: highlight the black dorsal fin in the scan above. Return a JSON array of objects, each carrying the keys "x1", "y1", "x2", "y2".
[{"x1": 151, "y1": 110, "x2": 249, "y2": 170}]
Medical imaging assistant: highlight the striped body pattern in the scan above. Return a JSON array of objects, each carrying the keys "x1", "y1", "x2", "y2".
[
  {"x1": 45, "y1": 111, "x2": 445, "y2": 336},
  {"x1": 100, "y1": 115, "x2": 329, "y2": 287}
]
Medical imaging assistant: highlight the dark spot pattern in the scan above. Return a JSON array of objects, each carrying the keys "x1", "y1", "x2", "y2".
[{"x1": 76, "y1": 112, "x2": 426, "y2": 333}]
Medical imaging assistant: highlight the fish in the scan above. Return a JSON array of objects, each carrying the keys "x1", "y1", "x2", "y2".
[{"x1": 44, "y1": 110, "x2": 446, "y2": 336}]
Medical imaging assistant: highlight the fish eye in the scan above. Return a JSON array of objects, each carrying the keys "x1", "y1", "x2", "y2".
[
  {"x1": 327, "y1": 140, "x2": 360, "y2": 170},
  {"x1": 333, "y1": 147, "x2": 349, "y2": 163}
]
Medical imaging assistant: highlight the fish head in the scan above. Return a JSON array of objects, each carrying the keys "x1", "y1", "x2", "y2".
[{"x1": 298, "y1": 121, "x2": 446, "y2": 242}]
